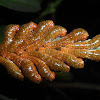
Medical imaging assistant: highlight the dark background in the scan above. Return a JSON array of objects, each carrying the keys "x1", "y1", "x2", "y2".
[{"x1": 0, "y1": 0, "x2": 100, "y2": 100}]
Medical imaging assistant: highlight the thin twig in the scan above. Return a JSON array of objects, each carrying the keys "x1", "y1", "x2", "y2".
[{"x1": 48, "y1": 82, "x2": 100, "y2": 91}]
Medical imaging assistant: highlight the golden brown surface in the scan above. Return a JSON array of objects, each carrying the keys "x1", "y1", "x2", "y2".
[
  {"x1": 65, "y1": 34, "x2": 100, "y2": 49},
  {"x1": 0, "y1": 20, "x2": 100, "y2": 83},
  {"x1": 61, "y1": 48, "x2": 100, "y2": 61},
  {"x1": 21, "y1": 51, "x2": 70, "y2": 72},
  {"x1": 0, "y1": 24, "x2": 19, "y2": 53},
  {"x1": 44, "y1": 28, "x2": 89, "y2": 49},
  {"x1": 25, "y1": 26, "x2": 67, "y2": 51},
  {"x1": 6, "y1": 53, "x2": 42, "y2": 83},
  {"x1": 0, "y1": 56, "x2": 24, "y2": 80},
  {"x1": 24, "y1": 56, "x2": 55, "y2": 81},
  {"x1": 39, "y1": 48, "x2": 84, "y2": 68}
]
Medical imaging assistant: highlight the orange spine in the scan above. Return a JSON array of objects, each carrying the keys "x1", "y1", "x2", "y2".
[
  {"x1": 26, "y1": 26, "x2": 67, "y2": 51},
  {"x1": 61, "y1": 47, "x2": 100, "y2": 61},
  {"x1": 16, "y1": 20, "x2": 54, "y2": 54},
  {"x1": 39, "y1": 48, "x2": 84, "y2": 68},
  {"x1": 44, "y1": 28, "x2": 89, "y2": 49},
  {"x1": 0, "y1": 56, "x2": 24, "y2": 80},
  {"x1": 29, "y1": 20, "x2": 54, "y2": 42},
  {"x1": 21, "y1": 51, "x2": 70, "y2": 72},
  {"x1": 5, "y1": 22, "x2": 35, "y2": 53},
  {"x1": 24, "y1": 56, "x2": 55, "y2": 81},
  {"x1": 0, "y1": 24, "x2": 19, "y2": 53},
  {"x1": 6, "y1": 53, "x2": 42, "y2": 83},
  {"x1": 65, "y1": 34, "x2": 100, "y2": 49}
]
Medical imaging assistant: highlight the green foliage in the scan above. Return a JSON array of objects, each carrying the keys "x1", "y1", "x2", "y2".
[
  {"x1": 0, "y1": 0, "x2": 42, "y2": 12},
  {"x1": 96, "y1": 46, "x2": 100, "y2": 50},
  {"x1": 39, "y1": 0, "x2": 62, "y2": 18},
  {"x1": 0, "y1": 0, "x2": 63, "y2": 14},
  {"x1": 55, "y1": 72, "x2": 73, "y2": 81}
]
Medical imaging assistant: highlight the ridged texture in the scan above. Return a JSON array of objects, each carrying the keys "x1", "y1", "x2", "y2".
[
  {"x1": 44, "y1": 28, "x2": 89, "y2": 49},
  {"x1": 26, "y1": 26, "x2": 67, "y2": 51},
  {"x1": 21, "y1": 51, "x2": 70, "y2": 72},
  {"x1": 39, "y1": 48, "x2": 84, "y2": 68},
  {"x1": 65, "y1": 34, "x2": 100, "y2": 49},
  {"x1": 0, "y1": 20, "x2": 99, "y2": 83},
  {"x1": 6, "y1": 53, "x2": 42, "y2": 83},
  {"x1": 0, "y1": 56, "x2": 24, "y2": 80},
  {"x1": 0, "y1": 24, "x2": 19, "y2": 53},
  {"x1": 24, "y1": 56, "x2": 55, "y2": 81},
  {"x1": 61, "y1": 48, "x2": 100, "y2": 61},
  {"x1": 16, "y1": 20, "x2": 54, "y2": 54}
]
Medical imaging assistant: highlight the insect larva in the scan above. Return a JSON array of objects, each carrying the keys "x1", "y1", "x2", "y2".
[
  {"x1": 36, "y1": 25, "x2": 67, "y2": 43},
  {"x1": 0, "y1": 56, "x2": 24, "y2": 80},
  {"x1": 29, "y1": 20, "x2": 54, "y2": 41},
  {"x1": 6, "y1": 53, "x2": 42, "y2": 84},
  {"x1": 61, "y1": 47, "x2": 100, "y2": 61},
  {"x1": 0, "y1": 24, "x2": 19, "y2": 53},
  {"x1": 44, "y1": 28, "x2": 89, "y2": 49},
  {"x1": 15, "y1": 22, "x2": 37, "y2": 55},
  {"x1": 26, "y1": 26, "x2": 67, "y2": 51},
  {"x1": 24, "y1": 56, "x2": 55, "y2": 81},
  {"x1": 21, "y1": 51, "x2": 70, "y2": 72},
  {"x1": 40, "y1": 26, "x2": 67, "y2": 42},
  {"x1": 5, "y1": 22, "x2": 36, "y2": 53},
  {"x1": 39, "y1": 48, "x2": 84, "y2": 68},
  {"x1": 65, "y1": 34, "x2": 100, "y2": 49},
  {"x1": 16, "y1": 20, "x2": 54, "y2": 54}
]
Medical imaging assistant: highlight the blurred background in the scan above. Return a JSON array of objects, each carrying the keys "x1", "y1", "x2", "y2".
[{"x1": 0, "y1": 0, "x2": 100, "y2": 100}]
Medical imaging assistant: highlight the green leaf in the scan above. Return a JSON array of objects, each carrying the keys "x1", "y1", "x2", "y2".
[
  {"x1": 40, "y1": 0, "x2": 62, "y2": 18},
  {"x1": 0, "y1": 0, "x2": 42, "y2": 12},
  {"x1": 96, "y1": 46, "x2": 100, "y2": 50}
]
